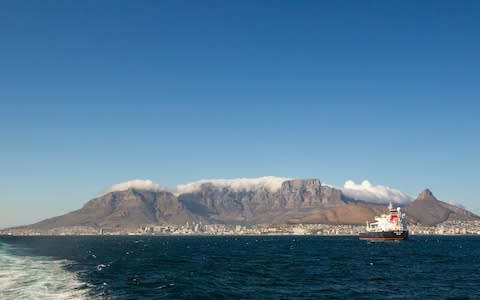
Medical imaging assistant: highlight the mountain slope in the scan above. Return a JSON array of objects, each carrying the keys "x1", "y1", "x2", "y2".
[
  {"x1": 404, "y1": 189, "x2": 480, "y2": 226},
  {"x1": 27, "y1": 189, "x2": 204, "y2": 230},
  {"x1": 288, "y1": 202, "x2": 389, "y2": 225}
]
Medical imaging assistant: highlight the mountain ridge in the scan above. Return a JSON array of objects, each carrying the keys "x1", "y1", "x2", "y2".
[
  {"x1": 8, "y1": 180, "x2": 480, "y2": 231},
  {"x1": 404, "y1": 189, "x2": 479, "y2": 226}
]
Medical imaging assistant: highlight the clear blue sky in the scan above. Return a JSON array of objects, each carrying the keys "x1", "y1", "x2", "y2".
[{"x1": 1, "y1": 1, "x2": 479, "y2": 228}]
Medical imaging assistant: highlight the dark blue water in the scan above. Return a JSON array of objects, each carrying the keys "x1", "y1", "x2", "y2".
[{"x1": 1, "y1": 235, "x2": 480, "y2": 299}]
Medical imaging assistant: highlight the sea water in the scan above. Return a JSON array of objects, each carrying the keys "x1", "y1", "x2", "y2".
[
  {"x1": 0, "y1": 235, "x2": 479, "y2": 299},
  {"x1": 0, "y1": 240, "x2": 90, "y2": 299}
]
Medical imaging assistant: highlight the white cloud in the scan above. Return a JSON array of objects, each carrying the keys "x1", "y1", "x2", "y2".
[
  {"x1": 446, "y1": 200, "x2": 465, "y2": 209},
  {"x1": 341, "y1": 180, "x2": 412, "y2": 205},
  {"x1": 105, "y1": 179, "x2": 164, "y2": 193},
  {"x1": 104, "y1": 178, "x2": 415, "y2": 207},
  {"x1": 175, "y1": 176, "x2": 291, "y2": 194}
]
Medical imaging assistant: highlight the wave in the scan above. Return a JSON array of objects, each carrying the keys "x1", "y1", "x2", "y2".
[{"x1": 0, "y1": 242, "x2": 91, "y2": 299}]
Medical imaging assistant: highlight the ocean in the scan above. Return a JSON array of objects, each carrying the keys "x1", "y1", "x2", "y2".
[{"x1": 1, "y1": 235, "x2": 479, "y2": 299}]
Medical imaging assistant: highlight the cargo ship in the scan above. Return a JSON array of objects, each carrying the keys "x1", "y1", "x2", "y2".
[{"x1": 359, "y1": 202, "x2": 408, "y2": 241}]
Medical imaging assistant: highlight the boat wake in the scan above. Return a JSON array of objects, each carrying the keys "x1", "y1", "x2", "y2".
[{"x1": 0, "y1": 242, "x2": 91, "y2": 299}]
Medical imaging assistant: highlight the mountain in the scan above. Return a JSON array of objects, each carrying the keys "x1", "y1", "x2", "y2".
[
  {"x1": 16, "y1": 179, "x2": 349, "y2": 230},
  {"x1": 178, "y1": 179, "x2": 347, "y2": 224},
  {"x1": 10, "y1": 181, "x2": 480, "y2": 231},
  {"x1": 25, "y1": 189, "x2": 204, "y2": 230},
  {"x1": 404, "y1": 189, "x2": 480, "y2": 226},
  {"x1": 288, "y1": 202, "x2": 389, "y2": 225},
  {"x1": 293, "y1": 189, "x2": 480, "y2": 226}
]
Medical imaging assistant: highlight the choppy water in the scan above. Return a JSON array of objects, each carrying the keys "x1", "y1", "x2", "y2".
[
  {"x1": 0, "y1": 241, "x2": 89, "y2": 299},
  {"x1": 1, "y1": 235, "x2": 480, "y2": 299}
]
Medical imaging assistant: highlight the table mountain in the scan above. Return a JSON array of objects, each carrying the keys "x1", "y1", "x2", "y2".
[
  {"x1": 10, "y1": 180, "x2": 480, "y2": 231},
  {"x1": 178, "y1": 179, "x2": 347, "y2": 224}
]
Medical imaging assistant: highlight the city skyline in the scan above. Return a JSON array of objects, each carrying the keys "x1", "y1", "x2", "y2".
[{"x1": 1, "y1": 1, "x2": 479, "y2": 228}]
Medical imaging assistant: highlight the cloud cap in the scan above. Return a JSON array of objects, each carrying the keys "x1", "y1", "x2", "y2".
[
  {"x1": 341, "y1": 180, "x2": 412, "y2": 205},
  {"x1": 176, "y1": 176, "x2": 292, "y2": 194},
  {"x1": 105, "y1": 179, "x2": 164, "y2": 193}
]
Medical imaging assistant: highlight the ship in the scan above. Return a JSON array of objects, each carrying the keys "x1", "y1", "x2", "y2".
[{"x1": 359, "y1": 202, "x2": 408, "y2": 241}]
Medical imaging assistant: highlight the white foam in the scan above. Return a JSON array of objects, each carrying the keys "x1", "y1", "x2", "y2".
[
  {"x1": 175, "y1": 176, "x2": 292, "y2": 194},
  {"x1": 0, "y1": 242, "x2": 91, "y2": 299}
]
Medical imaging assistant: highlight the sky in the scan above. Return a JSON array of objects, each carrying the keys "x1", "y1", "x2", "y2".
[{"x1": 1, "y1": 1, "x2": 479, "y2": 228}]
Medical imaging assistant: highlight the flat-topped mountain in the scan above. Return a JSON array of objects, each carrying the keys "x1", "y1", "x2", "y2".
[
  {"x1": 15, "y1": 179, "x2": 349, "y2": 230},
  {"x1": 178, "y1": 179, "x2": 347, "y2": 224},
  {"x1": 8, "y1": 179, "x2": 480, "y2": 231}
]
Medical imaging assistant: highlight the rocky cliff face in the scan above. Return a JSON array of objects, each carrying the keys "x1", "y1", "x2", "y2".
[
  {"x1": 278, "y1": 179, "x2": 344, "y2": 208},
  {"x1": 178, "y1": 179, "x2": 347, "y2": 224}
]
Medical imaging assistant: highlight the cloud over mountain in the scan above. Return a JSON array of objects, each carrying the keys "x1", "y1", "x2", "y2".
[
  {"x1": 11, "y1": 177, "x2": 479, "y2": 231},
  {"x1": 104, "y1": 178, "x2": 413, "y2": 206},
  {"x1": 105, "y1": 179, "x2": 164, "y2": 194},
  {"x1": 341, "y1": 180, "x2": 412, "y2": 204},
  {"x1": 175, "y1": 176, "x2": 292, "y2": 194}
]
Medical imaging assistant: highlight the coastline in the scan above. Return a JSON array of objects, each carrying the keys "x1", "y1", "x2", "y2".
[{"x1": 2, "y1": 220, "x2": 480, "y2": 237}]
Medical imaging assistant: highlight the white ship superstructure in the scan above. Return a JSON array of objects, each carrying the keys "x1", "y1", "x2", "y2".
[{"x1": 360, "y1": 202, "x2": 408, "y2": 241}]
